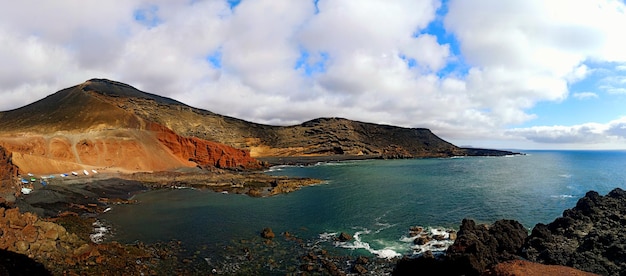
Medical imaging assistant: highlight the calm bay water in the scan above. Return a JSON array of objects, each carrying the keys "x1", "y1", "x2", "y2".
[{"x1": 101, "y1": 150, "x2": 626, "y2": 263}]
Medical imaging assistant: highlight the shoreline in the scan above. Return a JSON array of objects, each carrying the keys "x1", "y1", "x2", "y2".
[
  {"x1": 257, "y1": 154, "x2": 379, "y2": 166},
  {"x1": 3, "y1": 157, "x2": 621, "y2": 275}
]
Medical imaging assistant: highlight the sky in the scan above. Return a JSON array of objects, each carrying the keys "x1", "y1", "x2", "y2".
[{"x1": 1, "y1": 0, "x2": 626, "y2": 150}]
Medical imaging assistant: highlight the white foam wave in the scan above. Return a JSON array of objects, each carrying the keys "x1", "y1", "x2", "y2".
[
  {"x1": 265, "y1": 165, "x2": 293, "y2": 172},
  {"x1": 319, "y1": 232, "x2": 339, "y2": 241},
  {"x1": 337, "y1": 230, "x2": 401, "y2": 259},
  {"x1": 315, "y1": 161, "x2": 352, "y2": 166},
  {"x1": 90, "y1": 220, "x2": 109, "y2": 244},
  {"x1": 551, "y1": 194, "x2": 574, "y2": 198},
  {"x1": 559, "y1": 174, "x2": 572, "y2": 178},
  {"x1": 401, "y1": 227, "x2": 456, "y2": 256}
]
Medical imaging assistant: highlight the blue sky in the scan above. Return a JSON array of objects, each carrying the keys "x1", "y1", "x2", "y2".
[{"x1": 0, "y1": 0, "x2": 625, "y2": 149}]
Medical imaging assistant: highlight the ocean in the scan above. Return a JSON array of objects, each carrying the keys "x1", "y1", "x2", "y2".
[{"x1": 100, "y1": 150, "x2": 626, "y2": 272}]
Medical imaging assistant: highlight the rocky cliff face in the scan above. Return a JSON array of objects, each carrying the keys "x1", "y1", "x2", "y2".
[
  {"x1": 149, "y1": 122, "x2": 262, "y2": 170},
  {"x1": 0, "y1": 146, "x2": 19, "y2": 201},
  {"x1": 0, "y1": 146, "x2": 17, "y2": 180}
]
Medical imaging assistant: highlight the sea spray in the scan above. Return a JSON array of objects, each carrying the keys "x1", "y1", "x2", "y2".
[
  {"x1": 331, "y1": 230, "x2": 402, "y2": 259},
  {"x1": 90, "y1": 220, "x2": 109, "y2": 243},
  {"x1": 400, "y1": 226, "x2": 456, "y2": 256}
]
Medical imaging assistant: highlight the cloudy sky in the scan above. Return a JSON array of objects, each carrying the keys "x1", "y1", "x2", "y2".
[{"x1": 1, "y1": 0, "x2": 626, "y2": 149}]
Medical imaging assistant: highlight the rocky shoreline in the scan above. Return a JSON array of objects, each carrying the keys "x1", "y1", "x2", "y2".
[
  {"x1": 1, "y1": 163, "x2": 625, "y2": 275},
  {"x1": 395, "y1": 188, "x2": 626, "y2": 275},
  {"x1": 0, "y1": 164, "x2": 326, "y2": 275}
]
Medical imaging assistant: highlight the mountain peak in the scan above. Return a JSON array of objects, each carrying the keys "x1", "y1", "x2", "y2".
[
  {"x1": 80, "y1": 78, "x2": 137, "y2": 93},
  {"x1": 77, "y1": 78, "x2": 185, "y2": 106}
]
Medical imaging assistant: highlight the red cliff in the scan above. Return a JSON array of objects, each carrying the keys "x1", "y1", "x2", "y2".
[
  {"x1": 0, "y1": 146, "x2": 18, "y2": 179},
  {"x1": 0, "y1": 146, "x2": 19, "y2": 199},
  {"x1": 148, "y1": 123, "x2": 263, "y2": 170}
]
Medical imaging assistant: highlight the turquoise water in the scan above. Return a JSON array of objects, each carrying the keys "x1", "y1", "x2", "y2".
[{"x1": 101, "y1": 150, "x2": 626, "y2": 261}]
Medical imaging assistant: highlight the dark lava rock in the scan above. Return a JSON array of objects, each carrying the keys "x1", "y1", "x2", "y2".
[
  {"x1": 355, "y1": 256, "x2": 369, "y2": 265},
  {"x1": 522, "y1": 188, "x2": 626, "y2": 275},
  {"x1": 352, "y1": 264, "x2": 368, "y2": 274},
  {"x1": 0, "y1": 249, "x2": 52, "y2": 276},
  {"x1": 445, "y1": 219, "x2": 528, "y2": 275},
  {"x1": 394, "y1": 219, "x2": 528, "y2": 276},
  {"x1": 338, "y1": 232, "x2": 352, "y2": 242}
]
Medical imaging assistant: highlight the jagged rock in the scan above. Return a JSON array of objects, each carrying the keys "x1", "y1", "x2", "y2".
[
  {"x1": 338, "y1": 232, "x2": 352, "y2": 242},
  {"x1": 261, "y1": 227, "x2": 275, "y2": 239},
  {"x1": 22, "y1": 224, "x2": 38, "y2": 243},
  {"x1": 445, "y1": 219, "x2": 528, "y2": 276},
  {"x1": 43, "y1": 228, "x2": 59, "y2": 240},
  {"x1": 448, "y1": 230, "x2": 457, "y2": 240},
  {"x1": 15, "y1": 240, "x2": 29, "y2": 252},
  {"x1": 352, "y1": 264, "x2": 367, "y2": 274},
  {"x1": 522, "y1": 188, "x2": 626, "y2": 275},
  {"x1": 149, "y1": 122, "x2": 262, "y2": 170},
  {"x1": 355, "y1": 256, "x2": 369, "y2": 265},
  {"x1": 414, "y1": 236, "x2": 430, "y2": 245},
  {"x1": 0, "y1": 145, "x2": 18, "y2": 184},
  {"x1": 6, "y1": 208, "x2": 26, "y2": 229}
]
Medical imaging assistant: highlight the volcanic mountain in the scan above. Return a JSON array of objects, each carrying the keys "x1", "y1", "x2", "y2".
[{"x1": 0, "y1": 79, "x2": 512, "y2": 174}]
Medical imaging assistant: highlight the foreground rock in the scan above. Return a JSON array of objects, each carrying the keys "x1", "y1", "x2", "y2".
[
  {"x1": 395, "y1": 189, "x2": 626, "y2": 275},
  {"x1": 522, "y1": 188, "x2": 626, "y2": 275},
  {"x1": 446, "y1": 219, "x2": 528, "y2": 274},
  {"x1": 394, "y1": 219, "x2": 529, "y2": 276},
  {"x1": 0, "y1": 207, "x2": 190, "y2": 275},
  {"x1": 485, "y1": 260, "x2": 598, "y2": 276},
  {"x1": 0, "y1": 146, "x2": 19, "y2": 203}
]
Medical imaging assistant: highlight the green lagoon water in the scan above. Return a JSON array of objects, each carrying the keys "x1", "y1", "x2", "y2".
[{"x1": 100, "y1": 150, "x2": 626, "y2": 264}]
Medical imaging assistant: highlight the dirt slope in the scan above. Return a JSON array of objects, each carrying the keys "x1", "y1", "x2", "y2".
[{"x1": 0, "y1": 79, "x2": 262, "y2": 174}]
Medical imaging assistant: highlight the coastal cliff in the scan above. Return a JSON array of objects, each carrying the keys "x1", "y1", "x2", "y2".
[{"x1": 0, "y1": 146, "x2": 19, "y2": 202}]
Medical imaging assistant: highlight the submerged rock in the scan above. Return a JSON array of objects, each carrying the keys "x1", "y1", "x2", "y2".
[{"x1": 261, "y1": 227, "x2": 275, "y2": 239}]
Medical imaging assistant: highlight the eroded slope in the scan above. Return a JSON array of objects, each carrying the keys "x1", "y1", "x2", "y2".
[{"x1": 0, "y1": 79, "x2": 262, "y2": 174}]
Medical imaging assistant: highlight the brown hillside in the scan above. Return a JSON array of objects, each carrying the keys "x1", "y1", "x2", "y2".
[
  {"x1": 0, "y1": 79, "x2": 262, "y2": 174},
  {"x1": 0, "y1": 78, "x2": 515, "y2": 174},
  {"x1": 81, "y1": 80, "x2": 473, "y2": 158}
]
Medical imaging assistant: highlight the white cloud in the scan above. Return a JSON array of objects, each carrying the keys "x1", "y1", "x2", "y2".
[
  {"x1": 507, "y1": 124, "x2": 607, "y2": 144},
  {"x1": 508, "y1": 117, "x2": 626, "y2": 145},
  {"x1": 572, "y1": 92, "x2": 599, "y2": 100},
  {"x1": 1, "y1": 0, "x2": 626, "y2": 149}
]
